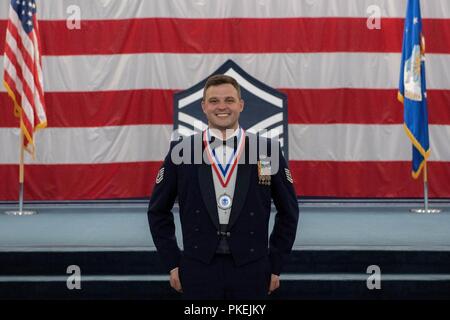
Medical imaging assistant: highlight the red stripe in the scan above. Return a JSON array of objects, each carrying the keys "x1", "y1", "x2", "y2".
[
  {"x1": 0, "y1": 90, "x2": 176, "y2": 127},
  {"x1": 290, "y1": 161, "x2": 450, "y2": 198},
  {"x1": 0, "y1": 162, "x2": 162, "y2": 201},
  {"x1": 0, "y1": 20, "x2": 5, "y2": 54},
  {"x1": 1, "y1": 89, "x2": 449, "y2": 127},
  {"x1": 282, "y1": 89, "x2": 450, "y2": 125},
  {"x1": 1, "y1": 18, "x2": 450, "y2": 55},
  {"x1": 0, "y1": 161, "x2": 449, "y2": 200}
]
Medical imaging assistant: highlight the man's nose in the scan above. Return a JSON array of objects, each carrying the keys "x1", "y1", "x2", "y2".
[{"x1": 216, "y1": 101, "x2": 228, "y2": 110}]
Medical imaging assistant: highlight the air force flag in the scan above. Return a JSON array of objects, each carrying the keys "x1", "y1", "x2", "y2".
[{"x1": 398, "y1": 0, "x2": 430, "y2": 179}]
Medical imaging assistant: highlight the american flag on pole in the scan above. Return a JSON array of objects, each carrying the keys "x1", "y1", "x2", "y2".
[{"x1": 3, "y1": 0, "x2": 47, "y2": 155}]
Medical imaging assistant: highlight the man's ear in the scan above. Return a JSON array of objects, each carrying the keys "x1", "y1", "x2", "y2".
[
  {"x1": 240, "y1": 99, "x2": 244, "y2": 112},
  {"x1": 201, "y1": 100, "x2": 206, "y2": 114}
]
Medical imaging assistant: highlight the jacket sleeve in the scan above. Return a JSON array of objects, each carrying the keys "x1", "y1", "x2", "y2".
[
  {"x1": 147, "y1": 141, "x2": 181, "y2": 273},
  {"x1": 269, "y1": 142, "x2": 300, "y2": 275}
]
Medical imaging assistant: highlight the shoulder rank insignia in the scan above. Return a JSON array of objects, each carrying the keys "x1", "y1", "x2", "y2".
[
  {"x1": 285, "y1": 168, "x2": 293, "y2": 184},
  {"x1": 156, "y1": 167, "x2": 164, "y2": 184},
  {"x1": 258, "y1": 158, "x2": 271, "y2": 186}
]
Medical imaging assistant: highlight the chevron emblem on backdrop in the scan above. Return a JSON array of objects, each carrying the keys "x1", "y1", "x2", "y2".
[{"x1": 173, "y1": 60, "x2": 289, "y2": 158}]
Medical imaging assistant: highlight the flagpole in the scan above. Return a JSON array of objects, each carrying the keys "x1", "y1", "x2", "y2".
[
  {"x1": 411, "y1": 160, "x2": 441, "y2": 214},
  {"x1": 4, "y1": 130, "x2": 36, "y2": 216},
  {"x1": 19, "y1": 130, "x2": 25, "y2": 213},
  {"x1": 423, "y1": 161, "x2": 429, "y2": 212}
]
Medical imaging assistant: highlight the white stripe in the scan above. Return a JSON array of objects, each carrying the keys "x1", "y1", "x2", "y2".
[
  {"x1": 226, "y1": 68, "x2": 283, "y2": 108},
  {"x1": 247, "y1": 113, "x2": 283, "y2": 133},
  {"x1": 3, "y1": 53, "x2": 449, "y2": 92},
  {"x1": 260, "y1": 125, "x2": 283, "y2": 138},
  {"x1": 177, "y1": 125, "x2": 196, "y2": 137},
  {"x1": 289, "y1": 124, "x2": 450, "y2": 161},
  {"x1": 179, "y1": 89, "x2": 203, "y2": 109},
  {"x1": 1, "y1": 124, "x2": 449, "y2": 164},
  {"x1": 430, "y1": 125, "x2": 450, "y2": 162},
  {"x1": 0, "y1": 125, "x2": 172, "y2": 164},
  {"x1": 1, "y1": 0, "x2": 449, "y2": 20},
  {"x1": 178, "y1": 112, "x2": 207, "y2": 131}
]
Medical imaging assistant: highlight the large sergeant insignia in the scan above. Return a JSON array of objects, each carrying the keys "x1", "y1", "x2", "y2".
[
  {"x1": 285, "y1": 168, "x2": 293, "y2": 184},
  {"x1": 156, "y1": 167, "x2": 164, "y2": 184},
  {"x1": 173, "y1": 59, "x2": 289, "y2": 159}
]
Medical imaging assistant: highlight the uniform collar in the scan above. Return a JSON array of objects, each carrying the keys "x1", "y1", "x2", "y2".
[{"x1": 208, "y1": 126, "x2": 240, "y2": 143}]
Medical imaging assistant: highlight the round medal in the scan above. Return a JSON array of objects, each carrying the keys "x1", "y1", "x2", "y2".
[{"x1": 218, "y1": 194, "x2": 232, "y2": 210}]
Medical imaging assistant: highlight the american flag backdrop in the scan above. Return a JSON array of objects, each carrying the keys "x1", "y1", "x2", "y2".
[{"x1": 0, "y1": 0, "x2": 449, "y2": 200}]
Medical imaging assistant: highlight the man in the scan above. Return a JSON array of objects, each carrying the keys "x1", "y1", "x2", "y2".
[{"x1": 148, "y1": 74, "x2": 299, "y2": 299}]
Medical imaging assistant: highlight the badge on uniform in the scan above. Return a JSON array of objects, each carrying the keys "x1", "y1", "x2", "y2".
[
  {"x1": 156, "y1": 167, "x2": 164, "y2": 184},
  {"x1": 258, "y1": 158, "x2": 271, "y2": 186},
  {"x1": 285, "y1": 168, "x2": 293, "y2": 184}
]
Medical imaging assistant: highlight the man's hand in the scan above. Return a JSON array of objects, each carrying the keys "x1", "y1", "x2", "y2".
[
  {"x1": 268, "y1": 274, "x2": 280, "y2": 294},
  {"x1": 169, "y1": 267, "x2": 183, "y2": 293}
]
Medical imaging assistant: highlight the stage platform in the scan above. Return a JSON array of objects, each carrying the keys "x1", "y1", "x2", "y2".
[{"x1": 0, "y1": 200, "x2": 449, "y2": 299}]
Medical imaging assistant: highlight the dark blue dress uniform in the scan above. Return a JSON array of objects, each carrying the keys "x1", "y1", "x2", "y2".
[{"x1": 147, "y1": 132, "x2": 299, "y2": 299}]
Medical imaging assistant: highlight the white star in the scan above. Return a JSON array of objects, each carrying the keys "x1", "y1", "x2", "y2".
[
  {"x1": 28, "y1": 1, "x2": 32, "y2": 6},
  {"x1": 22, "y1": 1, "x2": 25, "y2": 5},
  {"x1": 28, "y1": 11, "x2": 32, "y2": 16},
  {"x1": 27, "y1": 20, "x2": 32, "y2": 26},
  {"x1": 413, "y1": 17, "x2": 418, "y2": 24},
  {"x1": 21, "y1": 10, "x2": 25, "y2": 15},
  {"x1": 16, "y1": 0, "x2": 20, "y2": 4}
]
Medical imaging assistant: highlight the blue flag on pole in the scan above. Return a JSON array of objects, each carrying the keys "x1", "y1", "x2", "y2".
[{"x1": 398, "y1": 0, "x2": 430, "y2": 179}]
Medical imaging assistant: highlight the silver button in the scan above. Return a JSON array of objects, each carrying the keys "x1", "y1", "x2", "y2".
[
  {"x1": 249, "y1": 212, "x2": 254, "y2": 216},
  {"x1": 250, "y1": 248, "x2": 255, "y2": 253}
]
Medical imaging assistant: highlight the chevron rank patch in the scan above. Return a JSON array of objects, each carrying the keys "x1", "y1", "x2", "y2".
[
  {"x1": 285, "y1": 168, "x2": 293, "y2": 184},
  {"x1": 156, "y1": 167, "x2": 165, "y2": 184}
]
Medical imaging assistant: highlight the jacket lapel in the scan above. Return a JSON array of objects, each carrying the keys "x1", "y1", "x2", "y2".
[
  {"x1": 197, "y1": 153, "x2": 220, "y2": 230},
  {"x1": 228, "y1": 136, "x2": 252, "y2": 230}
]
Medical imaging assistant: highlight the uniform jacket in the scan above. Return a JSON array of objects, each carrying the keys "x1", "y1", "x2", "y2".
[{"x1": 147, "y1": 132, "x2": 299, "y2": 275}]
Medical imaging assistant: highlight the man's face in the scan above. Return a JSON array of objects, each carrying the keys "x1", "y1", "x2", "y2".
[{"x1": 202, "y1": 83, "x2": 244, "y2": 132}]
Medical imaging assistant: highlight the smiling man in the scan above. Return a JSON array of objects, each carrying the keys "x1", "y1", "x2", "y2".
[{"x1": 148, "y1": 74, "x2": 299, "y2": 300}]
